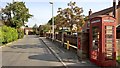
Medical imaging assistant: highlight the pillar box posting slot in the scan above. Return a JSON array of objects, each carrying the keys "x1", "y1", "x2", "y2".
[{"x1": 89, "y1": 15, "x2": 116, "y2": 66}]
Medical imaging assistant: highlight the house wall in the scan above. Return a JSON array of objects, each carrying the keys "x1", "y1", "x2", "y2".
[
  {"x1": 108, "y1": 8, "x2": 120, "y2": 25},
  {"x1": 116, "y1": 9, "x2": 118, "y2": 25},
  {"x1": 118, "y1": 6, "x2": 120, "y2": 25},
  {"x1": 108, "y1": 12, "x2": 113, "y2": 16},
  {"x1": 24, "y1": 28, "x2": 34, "y2": 35}
]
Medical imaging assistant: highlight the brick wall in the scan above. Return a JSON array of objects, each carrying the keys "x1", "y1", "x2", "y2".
[
  {"x1": 118, "y1": 7, "x2": 120, "y2": 25},
  {"x1": 81, "y1": 32, "x2": 89, "y2": 59}
]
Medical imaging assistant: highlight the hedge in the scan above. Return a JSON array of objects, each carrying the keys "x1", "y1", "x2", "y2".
[
  {"x1": 17, "y1": 29, "x2": 24, "y2": 39},
  {"x1": 117, "y1": 56, "x2": 120, "y2": 63},
  {"x1": 0, "y1": 27, "x2": 3, "y2": 45},
  {"x1": 0, "y1": 26, "x2": 18, "y2": 44}
]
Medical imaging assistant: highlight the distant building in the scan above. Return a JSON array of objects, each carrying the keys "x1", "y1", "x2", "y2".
[
  {"x1": 24, "y1": 27, "x2": 34, "y2": 35},
  {"x1": 20, "y1": 26, "x2": 34, "y2": 35}
]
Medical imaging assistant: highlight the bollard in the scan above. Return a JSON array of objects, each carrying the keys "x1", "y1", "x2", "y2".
[{"x1": 67, "y1": 41, "x2": 70, "y2": 50}]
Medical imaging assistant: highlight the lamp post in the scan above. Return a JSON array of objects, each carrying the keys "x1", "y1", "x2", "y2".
[{"x1": 49, "y1": 2, "x2": 54, "y2": 41}]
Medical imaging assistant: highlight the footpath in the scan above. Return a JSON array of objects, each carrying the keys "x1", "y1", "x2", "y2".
[{"x1": 40, "y1": 37, "x2": 98, "y2": 68}]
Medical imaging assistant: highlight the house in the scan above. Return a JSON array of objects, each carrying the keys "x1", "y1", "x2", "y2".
[
  {"x1": 82, "y1": 0, "x2": 120, "y2": 58},
  {"x1": 83, "y1": 0, "x2": 120, "y2": 32},
  {"x1": 88, "y1": 2, "x2": 120, "y2": 25},
  {"x1": 24, "y1": 27, "x2": 34, "y2": 35}
]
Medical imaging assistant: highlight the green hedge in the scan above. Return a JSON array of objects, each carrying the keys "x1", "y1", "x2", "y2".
[
  {"x1": 0, "y1": 26, "x2": 18, "y2": 44},
  {"x1": 0, "y1": 27, "x2": 3, "y2": 45},
  {"x1": 117, "y1": 56, "x2": 120, "y2": 63},
  {"x1": 17, "y1": 29, "x2": 24, "y2": 39}
]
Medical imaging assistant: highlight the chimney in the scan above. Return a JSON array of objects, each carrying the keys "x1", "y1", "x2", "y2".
[
  {"x1": 113, "y1": 0, "x2": 116, "y2": 18},
  {"x1": 88, "y1": 9, "x2": 92, "y2": 16},
  {"x1": 118, "y1": 0, "x2": 120, "y2": 6}
]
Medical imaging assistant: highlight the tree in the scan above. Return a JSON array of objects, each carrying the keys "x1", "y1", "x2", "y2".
[
  {"x1": 56, "y1": 1, "x2": 85, "y2": 32},
  {"x1": 2, "y1": 2, "x2": 33, "y2": 28},
  {"x1": 25, "y1": 25, "x2": 28, "y2": 27},
  {"x1": 47, "y1": 17, "x2": 56, "y2": 25},
  {"x1": 39, "y1": 25, "x2": 51, "y2": 32},
  {"x1": 33, "y1": 24, "x2": 39, "y2": 34}
]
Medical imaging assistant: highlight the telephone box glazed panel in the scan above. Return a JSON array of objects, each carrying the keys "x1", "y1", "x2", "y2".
[{"x1": 89, "y1": 15, "x2": 116, "y2": 66}]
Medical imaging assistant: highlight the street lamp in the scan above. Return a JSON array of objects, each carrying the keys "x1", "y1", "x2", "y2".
[{"x1": 49, "y1": 2, "x2": 54, "y2": 41}]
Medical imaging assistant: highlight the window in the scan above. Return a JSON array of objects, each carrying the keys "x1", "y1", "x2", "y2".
[
  {"x1": 105, "y1": 26, "x2": 114, "y2": 60},
  {"x1": 92, "y1": 27, "x2": 99, "y2": 60}
]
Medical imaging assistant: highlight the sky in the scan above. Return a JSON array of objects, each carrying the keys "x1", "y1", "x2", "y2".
[{"x1": 0, "y1": 0, "x2": 119, "y2": 27}]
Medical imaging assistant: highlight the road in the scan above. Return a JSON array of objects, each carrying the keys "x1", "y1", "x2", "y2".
[
  {"x1": 1, "y1": 35, "x2": 98, "y2": 68},
  {"x1": 2, "y1": 35, "x2": 63, "y2": 68}
]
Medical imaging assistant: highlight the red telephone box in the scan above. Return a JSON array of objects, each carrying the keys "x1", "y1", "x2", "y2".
[{"x1": 89, "y1": 15, "x2": 116, "y2": 66}]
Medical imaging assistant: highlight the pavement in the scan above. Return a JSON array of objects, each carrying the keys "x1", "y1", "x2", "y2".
[
  {"x1": 1, "y1": 35, "x2": 98, "y2": 68},
  {"x1": 40, "y1": 37, "x2": 98, "y2": 68}
]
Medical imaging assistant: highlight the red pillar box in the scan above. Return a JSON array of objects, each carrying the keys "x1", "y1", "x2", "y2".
[{"x1": 89, "y1": 15, "x2": 116, "y2": 66}]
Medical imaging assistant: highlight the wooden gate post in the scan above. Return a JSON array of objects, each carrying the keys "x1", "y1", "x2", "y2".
[{"x1": 67, "y1": 41, "x2": 70, "y2": 50}]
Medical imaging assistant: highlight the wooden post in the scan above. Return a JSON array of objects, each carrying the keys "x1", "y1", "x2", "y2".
[{"x1": 67, "y1": 41, "x2": 70, "y2": 50}]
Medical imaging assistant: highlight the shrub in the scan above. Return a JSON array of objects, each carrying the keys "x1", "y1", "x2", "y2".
[
  {"x1": 17, "y1": 29, "x2": 24, "y2": 39},
  {"x1": 117, "y1": 56, "x2": 120, "y2": 63},
  {"x1": 0, "y1": 27, "x2": 3, "y2": 45},
  {"x1": 11, "y1": 28, "x2": 18, "y2": 41},
  {"x1": 1, "y1": 26, "x2": 18, "y2": 44}
]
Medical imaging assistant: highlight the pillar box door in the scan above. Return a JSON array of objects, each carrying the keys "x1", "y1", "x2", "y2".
[{"x1": 89, "y1": 15, "x2": 116, "y2": 66}]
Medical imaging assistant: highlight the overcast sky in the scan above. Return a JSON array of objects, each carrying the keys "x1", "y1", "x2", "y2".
[{"x1": 0, "y1": 0, "x2": 118, "y2": 27}]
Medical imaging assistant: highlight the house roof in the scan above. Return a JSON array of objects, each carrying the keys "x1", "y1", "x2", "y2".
[
  {"x1": 89, "y1": 5, "x2": 120, "y2": 19},
  {"x1": 91, "y1": 15, "x2": 114, "y2": 18}
]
